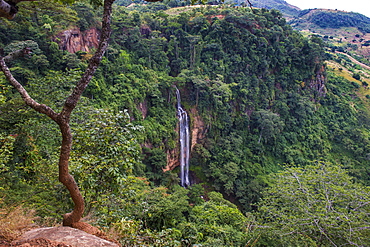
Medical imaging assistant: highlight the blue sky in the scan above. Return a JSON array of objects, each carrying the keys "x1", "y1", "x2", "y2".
[{"x1": 287, "y1": 0, "x2": 370, "y2": 18}]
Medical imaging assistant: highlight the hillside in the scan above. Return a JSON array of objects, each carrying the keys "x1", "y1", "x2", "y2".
[
  {"x1": 1, "y1": 2, "x2": 370, "y2": 246},
  {"x1": 236, "y1": 1, "x2": 370, "y2": 61},
  {"x1": 247, "y1": 0, "x2": 300, "y2": 17},
  {"x1": 290, "y1": 8, "x2": 370, "y2": 33}
]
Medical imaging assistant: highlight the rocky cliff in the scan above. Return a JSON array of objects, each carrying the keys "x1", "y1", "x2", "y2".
[
  {"x1": 307, "y1": 65, "x2": 327, "y2": 98},
  {"x1": 53, "y1": 28, "x2": 100, "y2": 53}
]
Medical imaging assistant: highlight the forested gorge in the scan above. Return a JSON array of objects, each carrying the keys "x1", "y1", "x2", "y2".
[{"x1": 0, "y1": 1, "x2": 370, "y2": 246}]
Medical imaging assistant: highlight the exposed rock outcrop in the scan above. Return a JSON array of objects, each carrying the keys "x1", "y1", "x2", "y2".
[
  {"x1": 164, "y1": 147, "x2": 179, "y2": 172},
  {"x1": 190, "y1": 107, "x2": 206, "y2": 151},
  {"x1": 12, "y1": 227, "x2": 119, "y2": 247},
  {"x1": 308, "y1": 65, "x2": 327, "y2": 98},
  {"x1": 137, "y1": 100, "x2": 148, "y2": 120},
  {"x1": 54, "y1": 28, "x2": 100, "y2": 53}
]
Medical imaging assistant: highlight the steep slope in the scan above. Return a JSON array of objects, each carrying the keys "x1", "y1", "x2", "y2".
[
  {"x1": 94, "y1": 5, "x2": 370, "y2": 211},
  {"x1": 1, "y1": 3, "x2": 370, "y2": 245}
]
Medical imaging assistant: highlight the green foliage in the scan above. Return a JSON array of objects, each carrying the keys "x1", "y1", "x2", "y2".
[
  {"x1": 71, "y1": 2, "x2": 101, "y2": 31},
  {"x1": 96, "y1": 5, "x2": 370, "y2": 213},
  {"x1": 352, "y1": 72, "x2": 361, "y2": 80},
  {"x1": 0, "y1": 131, "x2": 70, "y2": 220},
  {"x1": 0, "y1": 134, "x2": 15, "y2": 174},
  {"x1": 93, "y1": 176, "x2": 190, "y2": 231},
  {"x1": 70, "y1": 109, "x2": 143, "y2": 212},
  {"x1": 112, "y1": 217, "x2": 182, "y2": 247},
  {"x1": 256, "y1": 161, "x2": 370, "y2": 246},
  {"x1": 26, "y1": 69, "x2": 82, "y2": 108},
  {"x1": 182, "y1": 191, "x2": 253, "y2": 246},
  {"x1": 3, "y1": 40, "x2": 49, "y2": 78},
  {"x1": 251, "y1": 109, "x2": 284, "y2": 144}
]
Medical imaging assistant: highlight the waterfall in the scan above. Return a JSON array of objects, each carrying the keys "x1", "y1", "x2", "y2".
[{"x1": 175, "y1": 87, "x2": 190, "y2": 187}]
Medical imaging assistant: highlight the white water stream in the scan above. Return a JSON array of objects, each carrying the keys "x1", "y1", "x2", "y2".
[{"x1": 175, "y1": 87, "x2": 190, "y2": 187}]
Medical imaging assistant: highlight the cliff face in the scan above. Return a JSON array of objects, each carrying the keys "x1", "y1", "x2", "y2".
[
  {"x1": 54, "y1": 28, "x2": 99, "y2": 53},
  {"x1": 308, "y1": 65, "x2": 327, "y2": 98},
  {"x1": 165, "y1": 147, "x2": 179, "y2": 172},
  {"x1": 190, "y1": 107, "x2": 206, "y2": 151}
]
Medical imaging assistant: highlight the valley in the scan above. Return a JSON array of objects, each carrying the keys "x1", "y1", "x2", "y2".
[{"x1": 0, "y1": 0, "x2": 370, "y2": 246}]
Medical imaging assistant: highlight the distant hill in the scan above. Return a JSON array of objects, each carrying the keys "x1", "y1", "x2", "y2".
[
  {"x1": 246, "y1": 0, "x2": 300, "y2": 17},
  {"x1": 290, "y1": 9, "x2": 370, "y2": 33},
  {"x1": 242, "y1": 1, "x2": 370, "y2": 34}
]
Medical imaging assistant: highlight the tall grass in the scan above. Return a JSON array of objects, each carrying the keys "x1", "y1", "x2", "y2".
[{"x1": 0, "y1": 203, "x2": 38, "y2": 242}]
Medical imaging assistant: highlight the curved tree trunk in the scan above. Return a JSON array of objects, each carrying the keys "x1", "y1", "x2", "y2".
[
  {"x1": 57, "y1": 0, "x2": 115, "y2": 227},
  {"x1": 0, "y1": 0, "x2": 115, "y2": 227},
  {"x1": 58, "y1": 120, "x2": 85, "y2": 226}
]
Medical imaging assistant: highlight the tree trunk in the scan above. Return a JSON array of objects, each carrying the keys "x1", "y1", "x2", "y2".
[{"x1": 58, "y1": 120, "x2": 85, "y2": 226}]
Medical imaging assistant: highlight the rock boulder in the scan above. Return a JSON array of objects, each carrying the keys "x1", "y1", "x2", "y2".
[{"x1": 13, "y1": 227, "x2": 119, "y2": 247}]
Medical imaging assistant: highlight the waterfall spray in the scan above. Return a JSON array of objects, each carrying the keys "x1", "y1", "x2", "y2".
[{"x1": 175, "y1": 87, "x2": 190, "y2": 187}]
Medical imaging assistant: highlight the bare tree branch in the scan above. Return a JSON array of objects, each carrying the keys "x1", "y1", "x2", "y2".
[
  {"x1": 246, "y1": 0, "x2": 252, "y2": 8},
  {"x1": 245, "y1": 0, "x2": 255, "y2": 13}
]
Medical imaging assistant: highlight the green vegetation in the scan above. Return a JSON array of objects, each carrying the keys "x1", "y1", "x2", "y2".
[
  {"x1": 290, "y1": 8, "x2": 370, "y2": 32},
  {"x1": 301, "y1": 10, "x2": 370, "y2": 33},
  {"x1": 289, "y1": 9, "x2": 370, "y2": 62},
  {"x1": 257, "y1": 162, "x2": 370, "y2": 246},
  {"x1": 0, "y1": 2, "x2": 370, "y2": 246}
]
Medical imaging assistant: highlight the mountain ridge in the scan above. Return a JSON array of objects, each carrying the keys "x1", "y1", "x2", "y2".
[{"x1": 246, "y1": 0, "x2": 370, "y2": 33}]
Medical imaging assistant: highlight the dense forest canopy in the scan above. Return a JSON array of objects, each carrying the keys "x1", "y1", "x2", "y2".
[{"x1": 0, "y1": 1, "x2": 370, "y2": 246}]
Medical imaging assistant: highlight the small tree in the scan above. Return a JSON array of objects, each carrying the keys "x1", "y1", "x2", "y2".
[
  {"x1": 0, "y1": 0, "x2": 116, "y2": 226},
  {"x1": 0, "y1": 0, "x2": 168, "y2": 227},
  {"x1": 352, "y1": 72, "x2": 361, "y2": 80},
  {"x1": 252, "y1": 109, "x2": 284, "y2": 144},
  {"x1": 256, "y1": 162, "x2": 370, "y2": 246}
]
